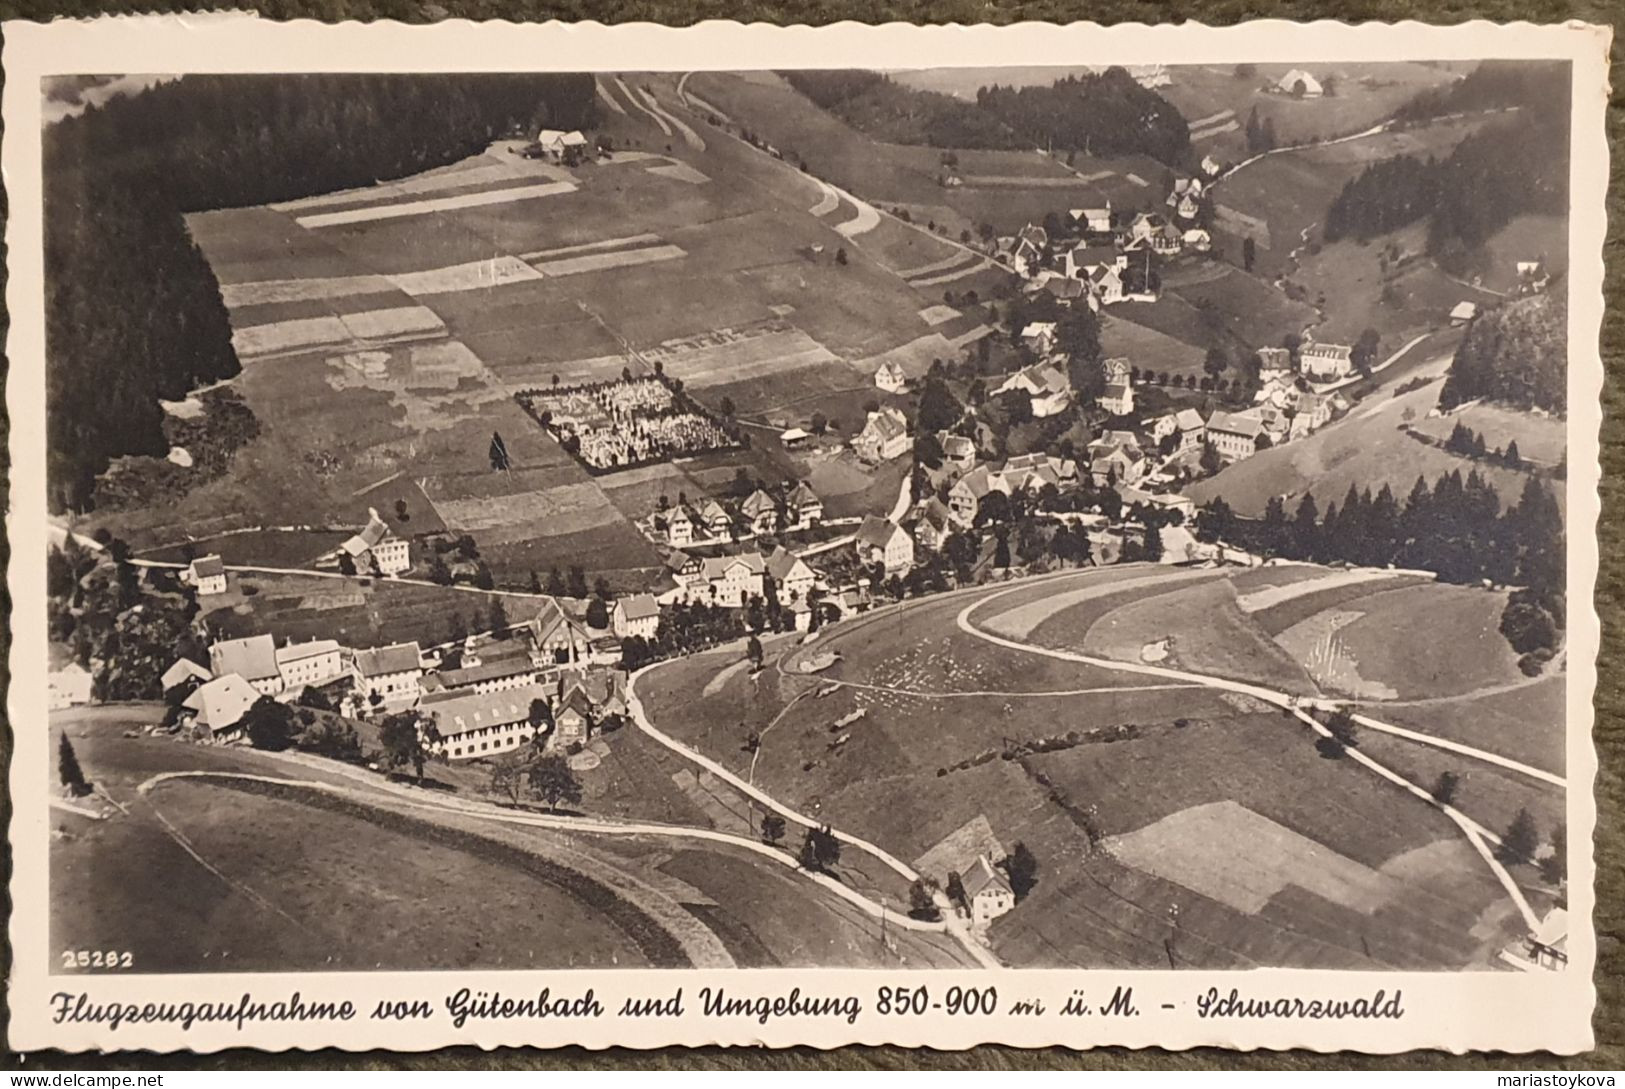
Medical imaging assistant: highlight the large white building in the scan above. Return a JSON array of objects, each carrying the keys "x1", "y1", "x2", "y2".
[
  {"x1": 186, "y1": 554, "x2": 228, "y2": 596},
  {"x1": 341, "y1": 508, "x2": 411, "y2": 576},
  {"x1": 275, "y1": 639, "x2": 347, "y2": 691},
  {"x1": 426, "y1": 682, "x2": 552, "y2": 761},
  {"x1": 1205, "y1": 409, "x2": 1267, "y2": 462},
  {"x1": 354, "y1": 641, "x2": 424, "y2": 706},
  {"x1": 1300, "y1": 342, "x2": 1354, "y2": 382},
  {"x1": 856, "y1": 515, "x2": 914, "y2": 574},
  {"x1": 612, "y1": 593, "x2": 661, "y2": 640},
  {"x1": 963, "y1": 855, "x2": 1016, "y2": 925}
]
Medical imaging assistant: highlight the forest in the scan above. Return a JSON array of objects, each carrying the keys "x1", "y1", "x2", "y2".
[
  {"x1": 781, "y1": 67, "x2": 1190, "y2": 164},
  {"x1": 1321, "y1": 108, "x2": 1568, "y2": 264},
  {"x1": 1392, "y1": 59, "x2": 1570, "y2": 125},
  {"x1": 46, "y1": 73, "x2": 597, "y2": 513},
  {"x1": 1439, "y1": 293, "x2": 1567, "y2": 414}
]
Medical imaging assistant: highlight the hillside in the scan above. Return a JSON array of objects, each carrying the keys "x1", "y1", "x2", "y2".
[{"x1": 1440, "y1": 293, "x2": 1567, "y2": 414}]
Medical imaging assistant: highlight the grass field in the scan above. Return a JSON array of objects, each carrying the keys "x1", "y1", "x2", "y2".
[
  {"x1": 201, "y1": 572, "x2": 552, "y2": 649},
  {"x1": 1165, "y1": 264, "x2": 1320, "y2": 351},
  {"x1": 107, "y1": 87, "x2": 965, "y2": 587},
  {"x1": 635, "y1": 566, "x2": 1536, "y2": 969}
]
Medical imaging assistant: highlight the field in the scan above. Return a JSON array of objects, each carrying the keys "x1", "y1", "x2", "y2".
[
  {"x1": 199, "y1": 572, "x2": 556, "y2": 650},
  {"x1": 1160, "y1": 62, "x2": 1470, "y2": 161},
  {"x1": 1210, "y1": 112, "x2": 1493, "y2": 280},
  {"x1": 86, "y1": 81, "x2": 991, "y2": 587},
  {"x1": 682, "y1": 70, "x2": 1166, "y2": 237},
  {"x1": 1186, "y1": 346, "x2": 1551, "y2": 518},
  {"x1": 1457, "y1": 214, "x2": 1568, "y2": 294},
  {"x1": 635, "y1": 565, "x2": 1552, "y2": 969},
  {"x1": 1163, "y1": 264, "x2": 1321, "y2": 351},
  {"x1": 1098, "y1": 313, "x2": 1209, "y2": 379}
]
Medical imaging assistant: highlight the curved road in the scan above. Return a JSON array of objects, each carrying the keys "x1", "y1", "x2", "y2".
[{"x1": 954, "y1": 578, "x2": 1553, "y2": 931}]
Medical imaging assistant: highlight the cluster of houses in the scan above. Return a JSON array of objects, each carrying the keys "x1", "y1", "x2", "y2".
[
  {"x1": 165, "y1": 594, "x2": 635, "y2": 763},
  {"x1": 994, "y1": 169, "x2": 1219, "y2": 310},
  {"x1": 651, "y1": 480, "x2": 824, "y2": 548}
]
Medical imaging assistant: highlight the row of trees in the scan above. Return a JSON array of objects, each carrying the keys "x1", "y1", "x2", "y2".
[{"x1": 48, "y1": 73, "x2": 597, "y2": 512}]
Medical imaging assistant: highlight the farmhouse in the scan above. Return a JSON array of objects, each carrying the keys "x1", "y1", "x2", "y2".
[
  {"x1": 1450, "y1": 301, "x2": 1479, "y2": 325},
  {"x1": 1206, "y1": 408, "x2": 1267, "y2": 462},
  {"x1": 612, "y1": 593, "x2": 662, "y2": 641},
  {"x1": 780, "y1": 426, "x2": 812, "y2": 450},
  {"x1": 181, "y1": 674, "x2": 261, "y2": 740},
  {"x1": 426, "y1": 682, "x2": 551, "y2": 760},
  {"x1": 998, "y1": 362, "x2": 1072, "y2": 418},
  {"x1": 421, "y1": 653, "x2": 538, "y2": 700},
  {"x1": 186, "y1": 554, "x2": 228, "y2": 596},
  {"x1": 1277, "y1": 69, "x2": 1324, "y2": 97},
  {"x1": 553, "y1": 682, "x2": 597, "y2": 749},
  {"x1": 856, "y1": 515, "x2": 914, "y2": 574},
  {"x1": 1002, "y1": 235, "x2": 1044, "y2": 279},
  {"x1": 354, "y1": 641, "x2": 424, "y2": 706},
  {"x1": 1069, "y1": 204, "x2": 1113, "y2": 234},
  {"x1": 854, "y1": 407, "x2": 911, "y2": 463},
  {"x1": 537, "y1": 128, "x2": 588, "y2": 161},
  {"x1": 1063, "y1": 244, "x2": 1124, "y2": 282},
  {"x1": 741, "y1": 488, "x2": 779, "y2": 535},
  {"x1": 962, "y1": 855, "x2": 1016, "y2": 925},
  {"x1": 786, "y1": 481, "x2": 824, "y2": 528},
  {"x1": 161, "y1": 657, "x2": 212, "y2": 694},
  {"x1": 938, "y1": 432, "x2": 977, "y2": 474},
  {"x1": 948, "y1": 465, "x2": 1008, "y2": 526},
  {"x1": 664, "y1": 505, "x2": 696, "y2": 547},
  {"x1": 1300, "y1": 342, "x2": 1354, "y2": 382},
  {"x1": 1170, "y1": 407, "x2": 1207, "y2": 452},
  {"x1": 275, "y1": 638, "x2": 347, "y2": 691},
  {"x1": 1021, "y1": 321, "x2": 1059, "y2": 356},
  {"x1": 999, "y1": 453, "x2": 1075, "y2": 494},
  {"x1": 766, "y1": 546, "x2": 817, "y2": 603},
  {"x1": 209, "y1": 634, "x2": 283, "y2": 697},
  {"x1": 908, "y1": 497, "x2": 955, "y2": 553},
  {"x1": 340, "y1": 508, "x2": 411, "y2": 576},
  {"x1": 1183, "y1": 227, "x2": 1213, "y2": 252},
  {"x1": 1124, "y1": 212, "x2": 1181, "y2": 255},
  {"x1": 696, "y1": 498, "x2": 734, "y2": 540},
  {"x1": 531, "y1": 599, "x2": 592, "y2": 664},
  {"x1": 1088, "y1": 440, "x2": 1147, "y2": 487},
  {"x1": 1099, "y1": 378, "x2": 1135, "y2": 417},
  {"x1": 49, "y1": 661, "x2": 93, "y2": 711},
  {"x1": 874, "y1": 359, "x2": 908, "y2": 393},
  {"x1": 1201, "y1": 154, "x2": 1223, "y2": 178}
]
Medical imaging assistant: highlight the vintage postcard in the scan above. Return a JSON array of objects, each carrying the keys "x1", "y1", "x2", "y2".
[{"x1": 5, "y1": 16, "x2": 1608, "y2": 1054}]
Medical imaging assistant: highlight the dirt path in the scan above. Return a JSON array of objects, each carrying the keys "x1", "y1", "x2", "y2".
[{"x1": 957, "y1": 576, "x2": 1557, "y2": 932}]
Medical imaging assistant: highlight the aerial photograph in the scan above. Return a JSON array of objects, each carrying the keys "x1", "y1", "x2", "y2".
[{"x1": 44, "y1": 60, "x2": 1570, "y2": 976}]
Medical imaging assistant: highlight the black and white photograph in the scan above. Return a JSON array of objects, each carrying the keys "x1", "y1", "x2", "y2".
[{"x1": 7, "y1": 16, "x2": 1606, "y2": 1055}]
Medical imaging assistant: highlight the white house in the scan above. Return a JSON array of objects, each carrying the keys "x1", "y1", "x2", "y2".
[
  {"x1": 537, "y1": 128, "x2": 589, "y2": 160},
  {"x1": 854, "y1": 407, "x2": 911, "y2": 463},
  {"x1": 938, "y1": 431, "x2": 977, "y2": 474},
  {"x1": 998, "y1": 362, "x2": 1072, "y2": 418},
  {"x1": 909, "y1": 497, "x2": 955, "y2": 553},
  {"x1": 275, "y1": 638, "x2": 347, "y2": 691},
  {"x1": 948, "y1": 465, "x2": 1007, "y2": 526},
  {"x1": 1300, "y1": 342, "x2": 1354, "y2": 382},
  {"x1": 1205, "y1": 409, "x2": 1267, "y2": 462},
  {"x1": 1201, "y1": 154, "x2": 1223, "y2": 178},
  {"x1": 741, "y1": 488, "x2": 779, "y2": 536},
  {"x1": 856, "y1": 515, "x2": 914, "y2": 574},
  {"x1": 1098, "y1": 378, "x2": 1134, "y2": 417},
  {"x1": 340, "y1": 508, "x2": 410, "y2": 576},
  {"x1": 354, "y1": 641, "x2": 424, "y2": 706},
  {"x1": 1182, "y1": 227, "x2": 1213, "y2": 252},
  {"x1": 1069, "y1": 203, "x2": 1113, "y2": 234},
  {"x1": 49, "y1": 661, "x2": 94, "y2": 711},
  {"x1": 186, "y1": 554, "x2": 228, "y2": 596},
  {"x1": 531, "y1": 599, "x2": 592, "y2": 665},
  {"x1": 766, "y1": 546, "x2": 817, "y2": 603},
  {"x1": 612, "y1": 593, "x2": 661, "y2": 641},
  {"x1": 1450, "y1": 301, "x2": 1479, "y2": 325},
  {"x1": 875, "y1": 359, "x2": 908, "y2": 393},
  {"x1": 427, "y1": 682, "x2": 552, "y2": 761},
  {"x1": 1256, "y1": 346, "x2": 1293, "y2": 384},
  {"x1": 209, "y1": 634, "x2": 284, "y2": 697},
  {"x1": 1171, "y1": 407, "x2": 1207, "y2": 452},
  {"x1": 664, "y1": 505, "x2": 696, "y2": 547},
  {"x1": 963, "y1": 855, "x2": 1016, "y2": 925},
  {"x1": 181, "y1": 673, "x2": 261, "y2": 739},
  {"x1": 1019, "y1": 322, "x2": 1058, "y2": 356},
  {"x1": 1124, "y1": 212, "x2": 1183, "y2": 256},
  {"x1": 786, "y1": 481, "x2": 824, "y2": 528},
  {"x1": 420, "y1": 654, "x2": 539, "y2": 700},
  {"x1": 1277, "y1": 69, "x2": 1324, "y2": 97},
  {"x1": 696, "y1": 498, "x2": 734, "y2": 540}
]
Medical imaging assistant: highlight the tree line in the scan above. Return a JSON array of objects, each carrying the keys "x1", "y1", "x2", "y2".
[
  {"x1": 780, "y1": 67, "x2": 1191, "y2": 166},
  {"x1": 1320, "y1": 108, "x2": 1567, "y2": 269},
  {"x1": 1198, "y1": 469, "x2": 1564, "y2": 671},
  {"x1": 47, "y1": 73, "x2": 597, "y2": 512}
]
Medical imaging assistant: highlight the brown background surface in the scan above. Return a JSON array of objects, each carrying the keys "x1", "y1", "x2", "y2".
[{"x1": 0, "y1": 2, "x2": 1618, "y2": 1070}]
